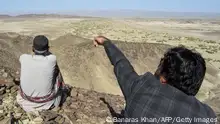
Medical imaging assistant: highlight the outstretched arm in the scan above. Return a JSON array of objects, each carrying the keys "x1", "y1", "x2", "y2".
[{"x1": 94, "y1": 36, "x2": 139, "y2": 99}]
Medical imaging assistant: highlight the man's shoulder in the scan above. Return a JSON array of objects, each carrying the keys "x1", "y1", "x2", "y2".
[
  {"x1": 46, "y1": 54, "x2": 56, "y2": 61},
  {"x1": 194, "y1": 99, "x2": 217, "y2": 118},
  {"x1": 131, "y1": 72, "x2": 159, "y2": 92},
  {"x1": 138, "y1": 72, "x2": 159, "y2": 85},
  {"x1": 19, "y1": 54, "x2": 57, "y2": 61},
  {"x1": 19, "y1": 54, "x2": 31, "y2": 60},
  {"x1": 142, "y1": 72, "x2": 155, "y2": 78}
]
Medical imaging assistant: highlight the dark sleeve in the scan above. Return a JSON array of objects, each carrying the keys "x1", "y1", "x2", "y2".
[
  {"x1": 54, "y1": 63, "x2": 60, "y2": 77},
  {"x1": 53, "y1": 63, "x2": 64, "y2": 85},
  {"x1": 103, "y1": 40, "x2": 139, "y2": 100}
]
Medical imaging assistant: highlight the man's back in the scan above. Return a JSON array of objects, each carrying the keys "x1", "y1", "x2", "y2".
[
  {"x1": 20, "y1": 54, "x2": 57, "y2": 97},
  {"x1": 125, "y1": 72, "x2": 217, "y2": 123},
  {"x1": 17, "y1": 35, "x2": 63, "y2": 112}
]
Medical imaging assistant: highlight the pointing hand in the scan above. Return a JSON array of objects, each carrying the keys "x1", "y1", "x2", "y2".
[{"x1": 93, "y1": 36, "x2": 109, "y2": 47}]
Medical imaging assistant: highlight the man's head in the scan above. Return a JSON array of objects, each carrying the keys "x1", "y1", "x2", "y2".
[
  {"x1": 155, "y1": 46, "x2": 206, "y2": 96},
  {"x1": 32, "y1": 35, "x2": 49, "y2": 55}
]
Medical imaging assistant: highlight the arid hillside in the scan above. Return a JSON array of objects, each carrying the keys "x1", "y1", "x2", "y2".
[
  {"x1": 0, "y1": 32, "x2": 32, "y2": 72},
  {"x1": 51, "y1": 34, "x2": 170, "y2": 95},
  {"x1": 51, "y1": 34, "x2": 220, "y2": 100},
  {"x1": 0, "y1": 32, "x2": 170, "y2": 95}
]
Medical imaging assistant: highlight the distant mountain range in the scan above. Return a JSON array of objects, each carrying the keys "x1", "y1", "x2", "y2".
[
  {"x1": 1, "y1": 10, "x2": 220, "y2": 19},
  {"x1": 71, "y1": 10, "x2": 220, "y2": 19},
  {"x1": 0, "y1": 14, "x2": 93, "y2": 18}
]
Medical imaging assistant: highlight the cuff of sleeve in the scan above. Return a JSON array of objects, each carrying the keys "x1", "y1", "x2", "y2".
[{"x1": 103, "y1": 39, "x2": 112, "y2": 47}]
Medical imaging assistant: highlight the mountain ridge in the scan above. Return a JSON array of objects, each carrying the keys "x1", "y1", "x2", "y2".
[{"x1": 1, "y1": 10, "x2": 220, "y2": 19}]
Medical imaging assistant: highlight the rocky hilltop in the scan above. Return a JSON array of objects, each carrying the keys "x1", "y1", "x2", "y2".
[{"x1": 0, "y1": 68, "x2": 125, "y2": 124}]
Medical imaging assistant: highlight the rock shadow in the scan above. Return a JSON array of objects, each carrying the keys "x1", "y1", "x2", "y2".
[{"x1": 100, "y1": 97, "x2": 125, "y2": 124}]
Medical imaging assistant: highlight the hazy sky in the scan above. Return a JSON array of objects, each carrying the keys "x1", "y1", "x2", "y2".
[{"x1": 0, "y1": 0, "x2": 219, "y2": 14}]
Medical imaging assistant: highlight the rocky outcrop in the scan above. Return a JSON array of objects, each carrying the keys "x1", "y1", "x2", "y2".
[
  {"x1": 1, "y1": 67, "x2": 220, "y2": 124},
  {"x1": 0, "y1": 68, "x2": 125, "y2": 124}
]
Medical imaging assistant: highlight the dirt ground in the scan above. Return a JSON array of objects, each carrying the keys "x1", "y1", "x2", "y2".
[{"x1": 0, "y1": 17, "x2": 219, "y2": 102}]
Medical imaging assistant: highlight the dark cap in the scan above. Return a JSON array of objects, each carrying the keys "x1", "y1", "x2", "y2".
[{"x1": 33, "y1": 35, "x2": 49, "y2": 53}]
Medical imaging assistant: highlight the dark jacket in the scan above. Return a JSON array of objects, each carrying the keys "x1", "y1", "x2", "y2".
[{"x1": 103, "y1": 40, "x2": 217, "y2": 124}]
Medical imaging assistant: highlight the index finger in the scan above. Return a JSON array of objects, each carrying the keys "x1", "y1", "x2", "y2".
[{"x1": 93, "y1": 40, "x2": 98, "y2": 47}]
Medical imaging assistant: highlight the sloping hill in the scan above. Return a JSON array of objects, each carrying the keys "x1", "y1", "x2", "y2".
[
  {"x1": 52, "y1": 36, "x2": 170, "y2": 95},
  {"x1": 0, "y1": 32, "x2": 219, "y2": 98},
  {"x1": 0, "y1": 32, "x2": 32, "y2": 72},
  {"x1": 51, "y1": 35, "x2": 220, "y2": 99}
]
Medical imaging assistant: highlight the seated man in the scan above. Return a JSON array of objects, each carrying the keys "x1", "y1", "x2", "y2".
[{"x1": 17, "y1": 35, "x2": 65, "y2": 112}]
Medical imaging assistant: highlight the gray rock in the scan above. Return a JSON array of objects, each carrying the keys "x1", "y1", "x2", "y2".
[
  {"x1": 2, "y1": 72, "x2": 8, "y2": 78},
  {"x1": 0, "y1": 110, "x2": 3, "y2": 114},
  {"x1": 65, "y1": 113, "x2": 77, "y2": 124},
  {"x1": 33, "y1": 117, "x2": 43, "y2": 124},
  {"x1": 0, "y1": 118, "x2": 10, "y2": 124},
  {"x1": 63, "y1": 121, "x2": 71, "y2": 124},
  {"x1": 52, "y1": 107, "x2": 61, "y2": 112},
  {"x1": 76, "y1": 119, "x2": 82, "y2": 123},
  {"x1": 14, "y1": 113, "x2": 23, "y2": 119},
  {"x1": 86, "y1": 99, "x2": 93, "y2": 103},
  {"x1": 0, "y1": 87, "x2": 5, "y2": 95},
  {"x1": 14, "y1": 107, "x2": 23, "y2": 113},
  {"x1": 63, "y1": 100, "x2": 71, "y2": 108},
  {"x1": 7, "y1": 106, "x2": 13, "y2": 111},
  {"x1": 6, "y1": 89, "x2": 10, "y2": 93},
  {"x1": 70, "y1": 103, "x2": 78, "y2": 109},
  {"x1": 0, "y1": 114, "x2": 4, "y2": 121},
  {"x1": 10, "y1": 86, "x2": 18, "y2": 94},
  {"x1": 6, "y1": 113, "x2": 11, "y2": 118},
  {"x1": 5, "y1": 82, "x2": 14, "y2": 89},
  {"x1": 14, "y1": 77, "x2": 20, "y2": 83},
  {"x1": 55, "y1": 116, "x2": 65, "y2": 124},
  {"x1": 5, "y1": 78, "x2": 13, "y2": 83},
  {"x1": 71, "y1": 89, "x2": 78, "y2": 97},
  {"x1": 0, "y1": 69, "x2": 5, "y2": 73},
  {"x1": 41, "y1": 111, "x2": 58, "y2": 122},
  {"x1": 78, "y1": 93, "x2": 85, "y2": 101},
  {"x1": 2, "y1": 92, "x2": 9, "y2": 98},
  {"x1": 66, "y1": 97, "x2": 71, "y2": 102},
  {"x1": 58, "y1": 109, "x2": 64, "y2": 113},
  {"x1": 21, "y1": 119, "x2": 30, "y2": 124},
  {"x1": 0, "y1": 105, "x2": 4, "y2": 110},
  {"x1": 75, "y1": 112, "x2": 87, "y2": 119},
  {"x1": 21, "y1": 115, "x2": 29, "y2": 121},
  {"x1": 64, "y1": 108, "x2": 72, "y2": 113},
  {"x1": 0, "y1": 77, "x2": 128, "y2": 124},
  {"x1": 44, "y1": 120, "x2": 58, "y2": 124},
  {"x1": 16, "y1": 71, "x2": 19, "y2": 75}
]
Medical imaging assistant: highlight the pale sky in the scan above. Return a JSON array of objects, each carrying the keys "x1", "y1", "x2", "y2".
[{"x1": 0, "y1": 0, "x2": 219, "y2": 14}]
